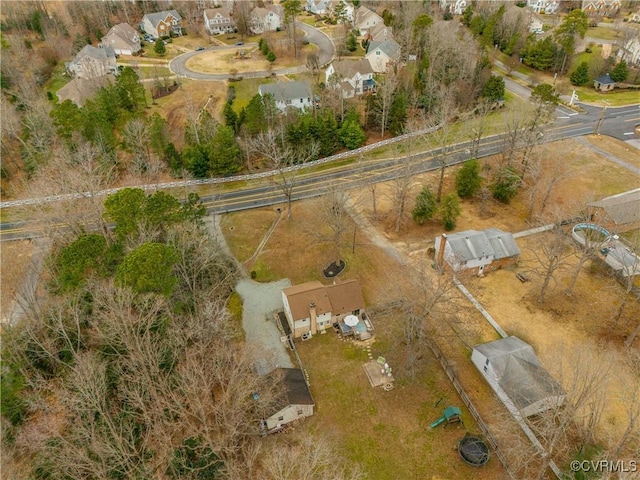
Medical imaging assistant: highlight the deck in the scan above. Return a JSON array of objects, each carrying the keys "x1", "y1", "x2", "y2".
[{"x1": 362, "y1": 360, "x2": 395, "y2": 389}]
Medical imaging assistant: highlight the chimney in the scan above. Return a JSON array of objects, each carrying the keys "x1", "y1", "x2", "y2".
[
  {"x1": 309, "y1": 302, "x2": 317, "y2": 335},
  {"x1": 436, "y1": 234, "x2": 447, "y2": 270}
]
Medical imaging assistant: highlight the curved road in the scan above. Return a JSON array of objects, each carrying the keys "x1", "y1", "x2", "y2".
[{"x1": 169, "y1": 21, "x2": 334, "y2": 80}]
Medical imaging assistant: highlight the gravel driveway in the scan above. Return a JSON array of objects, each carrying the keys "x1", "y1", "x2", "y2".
[{"x1": 235, "y1": 278, "x2": 294, "y2": 375}]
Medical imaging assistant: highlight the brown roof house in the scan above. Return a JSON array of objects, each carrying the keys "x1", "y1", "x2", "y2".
[
  {"x1": 141, "y1": 10, "x2": 182, "y2": 38},
  {"x1": 588, "y1": 188, "x2": 640, "y2": 233},
  {"x1": 435, "y1": 228, "x2": 521, "y2": 276},
  {"x1": 263, "y1": 368, "x2": 314, "y2": 433},
  {"x1": 204, "y1": 7, "x2": 235, "y2": 35},
  {"x1": 56, "y1": 74, "x2": 116, "y2": 107},
  {"x1": 281, "y1": 279, "x2": 367, "y2": 339}
]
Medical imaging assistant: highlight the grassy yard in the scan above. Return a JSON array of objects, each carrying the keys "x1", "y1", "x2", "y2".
[
  {"x1": 45, "y1": 64, "x2": 70, "y2": 98},
  {"x1": 586, "y1": 26, "x2": 621, "y2": 41},
  {"x1": 572, "y1": 86, "x2": 640, "y2": 106},
  {"x1": 229, "y1": 77, "x2": 275, "y2": 113}
]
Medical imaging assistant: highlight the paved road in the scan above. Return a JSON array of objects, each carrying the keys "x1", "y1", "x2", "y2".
[{"x1": 169, "y1": 22, "x2": 334, "y2": 80}]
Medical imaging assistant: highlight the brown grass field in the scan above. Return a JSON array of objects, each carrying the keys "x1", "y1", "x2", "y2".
[{"x1": 221, "y1": 134, "x2": 640, "y2": 478}]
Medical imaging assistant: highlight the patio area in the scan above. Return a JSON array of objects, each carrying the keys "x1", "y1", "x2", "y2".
[{"x1": 333, "y1": 311, "x2": 375, "y2": 340}]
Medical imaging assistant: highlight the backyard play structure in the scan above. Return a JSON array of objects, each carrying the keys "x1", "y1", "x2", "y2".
[
  {"x1": 430, "y1": 406, "x2": 462, "y2": 428},
  {"x1": 458, "y1": 435, "x2": 490, "y2": 467},
  {"x1": 571, "y1": 223, "x2": 611, "y2": 247}
]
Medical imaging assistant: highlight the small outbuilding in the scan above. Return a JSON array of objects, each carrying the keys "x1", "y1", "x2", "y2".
[
  {"x1": 587, "y1": 188, "x2": 640, "y2": 233},
  {"x1": 471, "y1": 336, "x2": 564, "y2": 418},
  {"x1": 435, "y1": 228, "x2": 520, "y2": 276},
  {"x1": 264, "y1": 368, "x2": 314, "y2": 433},
  {"x1": 594, "y1": 73, "x2": 616, "y2": 92}
]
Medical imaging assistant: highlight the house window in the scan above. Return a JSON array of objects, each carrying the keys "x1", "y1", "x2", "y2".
[
  {"x1": 278, "y1": 416, "x2": 284, "y2": 421},
  {"x1": 376, "y1": 50, "x2": 381, "y2": 55},
  {"x1": 297, "y1": 409, "x2": 303, "y2": 415},
  {"x1": 286, "y1": 99, "x2": 292, "y2": 105}
]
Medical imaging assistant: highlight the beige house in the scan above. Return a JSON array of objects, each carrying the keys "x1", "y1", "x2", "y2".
[
  {"x1": 204, "y1": 7, "x2": 235, "y2": 35},
  {"x1": 365, "y1": 38, "x2": 401, "y2": 73},
  {"x1": 325, "y1": 58, "x2": 376, "y2": 98},
  {"x1": 281, "y1": 279, "x2": 366, "y2": 338},
  {"x1": 264, "y1": 368, "x2": 314, "y2": 433},
  {"x1": 56, "y1": 75, "x2": 115, "y2": 107},
  {"x1": 66, "y1": 45, "x2": 117, "y2": 79},
  {"x1": 100, "y1": 23, "x2": 141, "y2": 56},
  {"x1": 581, "y1": 0, "x2": 621, "y2": 17},
  {"x1": 618, "y1": 37, "x2": 640, "y2": 66},
  {"x1": 355, "y1": 6, "x2": 384, "y2": 36},
  {"x1": 250, "y1": 5, "x2": 283, "y2": 34}
]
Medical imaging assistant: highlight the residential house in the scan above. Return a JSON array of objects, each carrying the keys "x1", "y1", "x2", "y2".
[
  {"x1": 325, "y1": 58, "x2": 376, "y2": 98},
  {"x1": 264, "y1": 368, "x2": 314, "y2": 433},
  {"x1": 259, "y1": 80, "x2": 314, "y2": 112},
  {"x1": 439, "y1": 0, "x2": 468, "y2": 15},
  {"x1": 472, "y1": 336, "x2": 565, "y2": 418},
  {"x1": 250, "y1": 4, "x2": 283, "y2": 34},
  {"x1": 56, "y1": 74, "x2": 115, "y2": 107},
  {"x1": 434, "y1": 228, "x2": 521, "y2": 276},
  {"x1": 588, "y1": 188, "x2": 640, "y2": 233},
  {"x1": 365, "y1": 22, "x2": 393, "y2": 43},
  {"x1": 306, "y1": 0, "x2": 331, "y2": 15},
  {"x1": 528, "y1": 13, "x2": 544, "y2": 34},
  {"x1": 365, "y1": 38, "x2": 401, "y2": 73},
  {"x1": 617, "y1": 37, "x2": 640, "y2": 66},
  {"x1": 100, "y1": 23, "x2": 141, "y2": 56},
  {"x1": 355, "y1": 6, "x2": 384, "y2": 36},
  {"x1": 66, "y1": 45, "x2": 117, "y2": 80},
  {"x1": 581, "y1": 0, "x2": 621, "y2": 17},
  {"x1": 281, "y1": 279, "x2": 366, "y2": 338},
  {"x1": 141, "y1": 10, "x2": 182, "y2": 38},
  {"x1": 526, "y1": 0, "x2": 559, "y2": 14},
  {"x1": 631, "y1": 7, "x2": 640, "y2": 23},
  {"x1": 593, "y1": 72, "x2": 616, "y2": 91},
  {"x1": 204, "y1": 7, "x2": 235, "y2": 35}
]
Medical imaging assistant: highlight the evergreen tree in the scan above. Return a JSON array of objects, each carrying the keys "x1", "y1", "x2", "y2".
[
  {"x1": 183, "y1": 144, "x2": 210, "y2": 178},
  {"x1": 154, "y1": 38, "x2": 166, "y2": 56},
  {"x1": 610, "y1": 60, "x2": 628, "y2": 83},
  {"x1": 209, "y1": 125, "x2": 242, "y2": 175},
  {"x1": 242, "y1": 94, "x2": 267, "y2": 135},
  {"x1": 116, "y1": 242, "x2": 178, "y2": 296},
  {"x1": 223, "y1": 101, "x2": 239, "y2": 133},
  {"x1": 267, "y1": 50, "x2": 276, "y2": 63},
  {"x1": 164, "y1": 143, "x2": 183, "y2": 176},
  {"x1": 462, "y1": 5, "x2": 474, "y2": 27},
  {"x1": 347, "y1": 32, "x2": 357, "y2": 52},
  {"x1": 412, "y1": 187, "x2": 437, "y2": 225},
  {"x1": 482, "y1": 75, "x2": 505, "y2": 103},
  {"x1": 116, "y1": 66, "x2": 147, "y2": 111},
  {"x1": 440, "y1": 193, "x2": 461, "y2": 231},
  {"x1": 492, "y1": 166, "x2": 521, "y2": 203},
  {"x1": 388, "y1": 89, "x2": 408, "y2": 135},
  {"x1": 337, "y1": 117, "x2": 365, "y2": 150},
  {"x1": 455, "y1": 160, "x2": 482, "y2": 198},
  {"x1": 570, "y1": 61, "x2": 590, "y2": 86}
]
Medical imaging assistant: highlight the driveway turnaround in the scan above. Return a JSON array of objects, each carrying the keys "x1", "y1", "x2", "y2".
[{"x1": 235, "y1": 278, "x2": 294, "y2": 375}]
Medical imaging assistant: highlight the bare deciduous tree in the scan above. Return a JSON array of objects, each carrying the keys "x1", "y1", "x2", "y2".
[{"x1": 528, "y1": 226, "x2": 574, "y2": 303}]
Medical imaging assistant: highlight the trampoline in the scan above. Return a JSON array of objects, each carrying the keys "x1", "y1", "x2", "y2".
[{"x1": 458, "y1": 435, "x2": 490, "y2": 467}]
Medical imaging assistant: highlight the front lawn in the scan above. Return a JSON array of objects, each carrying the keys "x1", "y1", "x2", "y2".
[
  {"x1": 572, "y1": 86, "x2": 640, "y2": 106},
  {"x1": 229, "y1": 77, "x2": 275, "y2": 113}
]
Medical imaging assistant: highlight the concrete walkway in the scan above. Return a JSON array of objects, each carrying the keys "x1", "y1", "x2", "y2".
[{"x1": 575, "y1": 136, "x2": 640, "y2": 175}]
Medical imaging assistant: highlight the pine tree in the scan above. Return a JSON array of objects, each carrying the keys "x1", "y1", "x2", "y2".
[
  {"x1": 570, "y1": 61, "x2": 590, "y2": 86},
  {"x1": 455, "y1": 160, "x2": 482, "y2": 198},
  {"x1": 610, "y1": 60, "x2": 628, "y2": 83},
  {"x1": 154, "y1": 38, "x2": 166, "y2": 56},
  {"x1": 440, "y1": 193, "x2": 461, "y2": 231},
  {"x1": 412, "y1": 187, "x2": 437, "y2": 225}
]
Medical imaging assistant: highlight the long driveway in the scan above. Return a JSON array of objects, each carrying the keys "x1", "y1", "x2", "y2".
[{"x1": 169, "y1": 22, "x2": 334, "y2": 80}]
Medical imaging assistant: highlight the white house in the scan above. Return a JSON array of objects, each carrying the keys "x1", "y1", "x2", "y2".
[
  {"x1": 100, "y1": 23, "x2": 141, "y2": 56},
  {"x1": 306, "y1": 0, "x2": 331, "y2": 15},
  {"x1": 472, "y1": 336, "x2": 565, "y2": 418},
  {"x1": 355, "y1": 6, "x2": 384, "y2": 36},
  {"x1": 204, "y1": 7, "x2": 235, "y2": 35},
  {"x1": 281, "y1": 279, "x2": 366, "y2": 338},
  {"x1": 434, "y1": 228, "x2": 521, "y2": 276},
  {"x1": 527, "y1": 0, "x2": 559, "y2": 14},
  {"x1": 439, "y1": 0, "x2": 468, "y2": 15},
  {"x1": 66, "y1": 45, "x2": 117, "y2": 80},
  {"x1": 250, "y1": 4, "x2": 283, "y2": 34},
  {"x1": 325, "y1": 58, "x2": 376, "y2": 98},
  {"x1": 365, "y1": 38, "x2": 401, "y2": 73},
  {"x1": 264, "y1": 368, "x2": 314, "y2": 433},
  {"x1": 618, "y1": 37, "x2": 640, "y2": 66},
  {"x1": 259, "y1": 80, "x2": 314, "y2": 112},
  {"x1": 141, "y1": 10, "x2": 182, "y2": 38}
]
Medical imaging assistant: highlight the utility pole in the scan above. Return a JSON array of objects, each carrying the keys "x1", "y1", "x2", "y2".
[{"x1": 594, "y1": 100, "x2": 609, "y2": 135}]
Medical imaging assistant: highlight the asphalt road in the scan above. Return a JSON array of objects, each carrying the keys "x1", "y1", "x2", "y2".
[
  {"x1": 2, "y1": 104, "x2": 637, "y2": 241},
  {"x1": 169, "y1": 21, "x2": 335, "y2": 80}
]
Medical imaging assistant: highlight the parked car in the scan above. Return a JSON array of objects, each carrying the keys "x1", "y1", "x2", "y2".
[
  {"x1": 195, "y1": 46, "x2": 205, "y2": 51},
  {"x1": 236, "y1": 41, "x2": 244, "y2": 46}
]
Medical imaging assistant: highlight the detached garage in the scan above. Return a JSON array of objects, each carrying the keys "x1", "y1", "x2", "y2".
[{"x1": 471, "y1": 336, "x2": 564, "y2": 418}]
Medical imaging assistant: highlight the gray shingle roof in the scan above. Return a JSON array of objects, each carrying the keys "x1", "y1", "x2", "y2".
[
  {"x1": 445, "y1": 228, "x2": 520, "y2": 262},
  {"x1": 367, "y1": 38, "x2": 401, "y2": 58},
  {"x1": 474, "y1": 336, "x2": 564, "y2": 411},
  {"x1": 144, "y1": 10, "x2": 182, "y2": 28},
  {"x1": 595, "y1": 73, "x2": 615, "y2": 84},
  {"x1": 259, "y1": 81, "x2": 312, "y2": 103},
  {"x1": 331, "y1": 58, "x2": 373, "y2": 78},
  {"x1": 588, "y1": 188, "x2": 640, "y2": 226}
]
